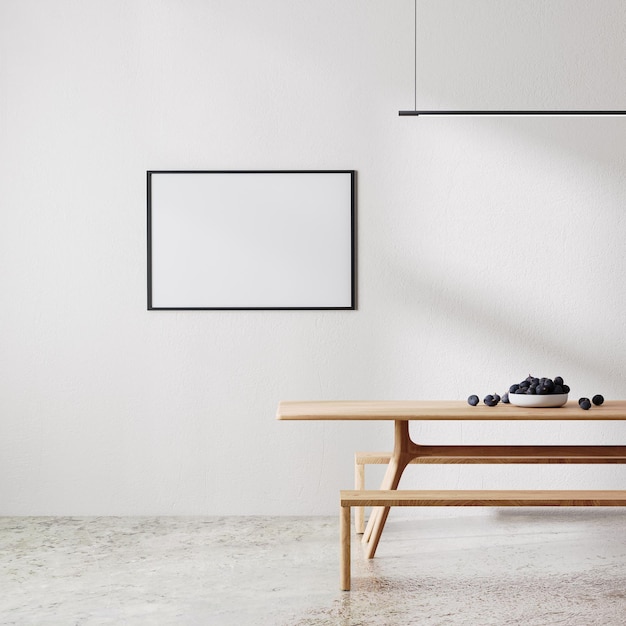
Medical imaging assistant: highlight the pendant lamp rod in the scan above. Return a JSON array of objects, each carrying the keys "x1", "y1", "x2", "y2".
[
  {"x1": 399, "y1": 110, "x2": 626, "y2": 116},
  {"x1": 400, "y1": 1, "x2": 626, "y2": 117}
]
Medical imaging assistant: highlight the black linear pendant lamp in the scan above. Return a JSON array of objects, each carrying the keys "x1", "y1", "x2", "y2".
[{"x1": 399, "y1": 0, "x2": 626, "y2": 117}]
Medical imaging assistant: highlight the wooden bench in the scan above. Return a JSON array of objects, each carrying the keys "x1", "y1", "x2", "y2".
[
  {"x1": 340, "y1": 489, "x2": 626, "y2": 590},
  {"x1": 354, "y1": 447, "x2": 626, "y2": 533}
]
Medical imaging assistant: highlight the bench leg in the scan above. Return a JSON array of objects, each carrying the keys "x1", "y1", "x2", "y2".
[
  {"x1": 340, "y1": 505, "x2": 351, "y2": 591},
  {"x1": 355, "y1": 455, "x2": 365, "y2": 534}
]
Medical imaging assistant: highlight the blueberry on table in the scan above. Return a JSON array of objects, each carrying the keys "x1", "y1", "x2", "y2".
[
  {"x1": 578, "y1": 397, "x2": 590, "y2": 407},
  {"x1": 592, "y1": 394, "x2": 605, "y2": 406},
  {"x1": 502, "y1": 392, "x2": 510, "y2": 404},
  {"x1": 467, "y1": 395, "x2": 479, "y2": 406},
  {"x1": 483, "y1": 394, "x2": 498, "y2": 407},
  {"x1": 579, "y1": 399, "x2": 592, "y2": 410}
]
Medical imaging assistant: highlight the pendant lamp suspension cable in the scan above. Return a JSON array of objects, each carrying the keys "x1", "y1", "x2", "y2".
[{"x1": 413, "y1": 0, "x2": 417, "y2": 112}]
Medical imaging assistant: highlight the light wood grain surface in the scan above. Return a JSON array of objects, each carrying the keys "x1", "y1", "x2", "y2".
[
  {"x1": 277, "y1": 400, "x2": 626, "y2": 420},
  {"x1": 355, "y1": 446, "x2": 626, "y2": 464},
  {"x1": 340, "y1": 489, "x2": 626, "y2": 507}
]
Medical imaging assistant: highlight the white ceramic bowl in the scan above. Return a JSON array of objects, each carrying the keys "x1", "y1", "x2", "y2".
[{"x1": 508, "y1": 393, "x2": 568, "y2": 408}]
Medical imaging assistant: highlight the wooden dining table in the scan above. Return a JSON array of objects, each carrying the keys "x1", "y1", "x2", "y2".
[{"x1": 277, "y1": 400, "x2": 626, "y2": 559}]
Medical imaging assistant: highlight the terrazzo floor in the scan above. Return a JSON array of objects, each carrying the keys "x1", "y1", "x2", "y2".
[{"x1": 1, "y1": 510, "x2": 626, "y2": 625}]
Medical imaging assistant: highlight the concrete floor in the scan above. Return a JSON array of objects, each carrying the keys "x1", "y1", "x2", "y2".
[{"x1": 1, "y1": 511, "x2": 626, "y2": 625}]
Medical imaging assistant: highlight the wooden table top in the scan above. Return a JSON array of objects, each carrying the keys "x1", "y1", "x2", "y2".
[{"x1": 277, "y1": 400, "x2": 626, "y2": 421}]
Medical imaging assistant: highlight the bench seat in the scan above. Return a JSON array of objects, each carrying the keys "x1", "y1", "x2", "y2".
[
  {"x1": 340, "y1": 489, "x2": 626, "y2": 590},
  {"x1": 354, "y1": 447, "x2": 626, "y2": 532}
]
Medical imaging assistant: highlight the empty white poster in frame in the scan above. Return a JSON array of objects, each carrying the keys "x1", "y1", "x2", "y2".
[{"x1": 147, "y1": 170, "x2": 356, "y2": 310}]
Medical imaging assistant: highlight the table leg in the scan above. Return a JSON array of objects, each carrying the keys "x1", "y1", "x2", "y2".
[
  {"x1": 361, "y1": 453, "x2": 404, "y2": 542},
  {"x1": 362, "y1": 420, "x2": 419, "y2": 559}
]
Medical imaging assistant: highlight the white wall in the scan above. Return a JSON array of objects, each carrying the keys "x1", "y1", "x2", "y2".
[{"x1": 1, "y1": 0, "x2": 626, "y2": 516}]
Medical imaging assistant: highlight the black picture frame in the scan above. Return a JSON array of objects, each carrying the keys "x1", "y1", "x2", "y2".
[{"x1": 147, "y1": 170, "x2": 356, "y2": 310}]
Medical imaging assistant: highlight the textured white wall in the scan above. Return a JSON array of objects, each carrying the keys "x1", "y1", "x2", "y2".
[{"x1": 1, "y1": 0, "x2": 626, "y2": 515}]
